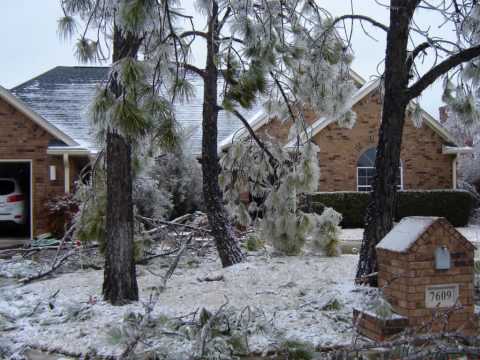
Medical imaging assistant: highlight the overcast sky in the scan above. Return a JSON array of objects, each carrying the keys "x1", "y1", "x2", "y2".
[{"x1": 0, "y1": 1, "x2": 452, "y2": 118}]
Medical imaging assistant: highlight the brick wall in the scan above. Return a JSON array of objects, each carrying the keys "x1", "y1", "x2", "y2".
[
  {"x1": 377, "y1": 218, "x2": 476, "y2": 334},
  {"x1": 0, "y1": 98, "x2": 69, "y2": 236},
  {"x1": 256, "y1": 90, "x2": 453, "y2": 191}
]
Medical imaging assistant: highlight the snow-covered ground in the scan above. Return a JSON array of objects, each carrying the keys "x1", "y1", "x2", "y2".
[
  {"x1": 3, "y1": 224, "x2": 478, "y2": 358},
  {"x1": 0, "y1": 253, "x2": 377, "y2": 358}
]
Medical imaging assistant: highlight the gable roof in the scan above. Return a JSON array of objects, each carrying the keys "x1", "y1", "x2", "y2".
[
  {"x1": 6, "y1": 66, "x2": 462, "y2": 155},
  {"x1": 0, "y1": 84, "x2": 78, "y2": 146},
  {"x1": 9, "y1": 66, "x2": 262, "y2": 154},
  {"x1": 284, "y1": 78, "x2": 460, "y2": 148},
  {"x1": 11, "y1": 66, "x2": 109, "y2": 151},
  {"x1": 217, "y1": 69, "x2": 460, "y2": 150},
  {"x1": 376, "y1": 217, "x2": 439, "y2": 252},
  {"x1": 376, "y1": 216, "x2": 474, "y2": 253},
  {"x1": 218, "y1": 69, "x2": 368, "y2": 151}
]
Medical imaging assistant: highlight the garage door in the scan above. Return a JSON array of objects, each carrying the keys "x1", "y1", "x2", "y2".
[{"x1": 0, "y1": 161, "x2": 32, "y2": 241}]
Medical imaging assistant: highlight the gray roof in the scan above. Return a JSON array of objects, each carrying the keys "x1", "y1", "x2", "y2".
[{"x1": 10, "y1": 66, "x2": 261, "y2": 153}]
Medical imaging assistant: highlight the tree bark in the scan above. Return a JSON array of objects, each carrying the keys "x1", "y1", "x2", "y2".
[
  {"x1": 201, "y1": 1, "x2": 245, "y2": 267},
  {"x1": 102, "y1": 25, "x2": 142, "y2": 304},
  {"x1": 356, "y1": 0, "x2": 419, "y2": 285},
  {"x1": 103, "y1": 131, "x2": 138, "y2": 304}
]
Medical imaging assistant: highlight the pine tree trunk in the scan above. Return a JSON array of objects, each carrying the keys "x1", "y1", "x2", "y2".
[
  {"x1": 202, "y1": 1, "x2": 245, "y2": 267},
  {"x1": 356, "y1": 1, "x2": 419, "y2": 285},
  {"x1": 103, "y1": 131, "x2": 138, "y2": 304},
  {"x1": 102, "y1": 25, "x2": 142, "y2": 304}
]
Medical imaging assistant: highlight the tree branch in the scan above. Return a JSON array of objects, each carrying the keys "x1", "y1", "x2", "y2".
[
  {"x1": 332, "y1": 14, "x2": 389, "y2": 32},
  {"x1": 224, "y1": 107, "x2": 277, "y2": 164},
  {"x1": 182, "y1": 63, "x2": 206, "y2": 79},
  {"x1": 407, "y1": 41, "x2": 431, "y2": 70},
  {"x1": 179, "y1": 30, "x2": 208, "y2": 39},
  {"x1": 407, "y1": 45, "x2": 480, "y2": 100}
]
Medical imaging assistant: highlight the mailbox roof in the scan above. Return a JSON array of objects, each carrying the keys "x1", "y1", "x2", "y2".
[{"x1": 376, "y1": 217, "x2": 439, "y2": 252}]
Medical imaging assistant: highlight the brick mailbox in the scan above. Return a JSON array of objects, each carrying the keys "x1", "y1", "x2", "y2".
[{"x1": 355, "y1": 216, "x2": 477, "y2": 341}]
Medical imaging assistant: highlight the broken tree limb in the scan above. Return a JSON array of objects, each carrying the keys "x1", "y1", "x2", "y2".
[
  {"x1": 171, "y1": 213, "x2": 194, "y2": 223},
  {"x1": 314, "y1": 332, "x2": 480, "y2": 355},
  {"x1": 120, "y1": 291, "x2": 159, "y2": 359},
  {"x1": 196, "y1": 296, "x2": 230, "y2": 359},
  {"x1": 137, "y1": 215, "x2": 211, "y2": 234},
  {"x1": 23, "y1": 345, "x2": 116, "y2": 360},
  {"x1": 159, "y1": 234, "x2": 194, "y2": 290},
  {"x1": 20, "y1": 248, "x2": 77, "y2": 285},
  {"x1": 51, "y1": 224, "x2": 76, "y2": 266},
  {"x1": 136, "y1": 246, "x2": 182, "y2": 265}
]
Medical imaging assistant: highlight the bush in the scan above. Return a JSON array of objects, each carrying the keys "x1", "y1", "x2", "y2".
[
  {"x1": 305, "y1": 190, "x2": 474, "y2": 228},
  {"x1": 304, "y1": 192, "x2": 369, "y2": 228}
]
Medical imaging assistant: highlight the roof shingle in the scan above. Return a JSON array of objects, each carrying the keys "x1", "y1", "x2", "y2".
[{"x1": 11, "y1": 66, "x2": 261, "y2": 154}]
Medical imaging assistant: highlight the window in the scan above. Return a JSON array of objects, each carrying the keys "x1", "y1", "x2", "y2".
[{"x1": 357, "y1": 147, "x2": 403, "y2": 192}]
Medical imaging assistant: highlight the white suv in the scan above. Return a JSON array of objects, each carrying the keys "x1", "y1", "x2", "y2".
[{"x1": 0, "y1": 178, "x2": 26, "y2": 225}]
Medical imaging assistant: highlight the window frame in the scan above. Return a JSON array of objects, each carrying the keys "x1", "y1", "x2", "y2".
[{"x1": 356, "y1": 154, "x2": 403, "y2": 192}]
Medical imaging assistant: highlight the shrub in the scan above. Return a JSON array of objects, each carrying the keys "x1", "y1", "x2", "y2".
[
  {"x1": 304, "y1": 192, "x2": 369, "y2": 228},
  {"x1": 306, "y1": 190, "x2": 474, "y2": 228},
  {"x1": 150, "y1": 150, "x2": 203, "y2": 220},
  {"x1": 46, "y1": 193, "x2": 80, "y2": 237},
  {"x1": 278, "y1": 339, "x2": 315, "y2": 360},
  {"x1": 244, "y1": 233, "x2": 265, "y2": 251},
  {"x1": 396, "y1": 190, "x2": 474, "y2": 227}
]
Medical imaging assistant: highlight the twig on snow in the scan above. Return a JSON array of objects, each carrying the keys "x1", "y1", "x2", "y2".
[
  {"x1": 196, "y1": 296, "x2": 230, "y2": 359},
  {"x1": 159, "y1": 234, "x2": 194, "y2": 291}
]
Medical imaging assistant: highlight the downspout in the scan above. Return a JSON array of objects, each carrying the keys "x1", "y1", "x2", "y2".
[{"x1": 452, "y1": 155, "x2": 457, "y2": 190}]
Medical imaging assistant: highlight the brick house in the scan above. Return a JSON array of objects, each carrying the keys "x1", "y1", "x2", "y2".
[
  {"x1": 219, "y1": 73, "x2": 471, "y2": 192},
  {"x1": 0, "y1": 66, "x2": 257, "y2": 239},
  {"x1": 0, "y1": 66, "x2": 469, "y2": 239}
]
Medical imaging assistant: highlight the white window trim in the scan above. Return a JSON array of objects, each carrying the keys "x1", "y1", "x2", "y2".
[{"x1": 356, "y1": 166, "x2": 403, "y2": 192}]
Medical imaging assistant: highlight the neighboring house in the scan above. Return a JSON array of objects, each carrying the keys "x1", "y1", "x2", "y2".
[
  {"x1": 219, "y1": 75, "x2": 471, "y2": 192},
  {"x1": 0, "y1": 66, "x2": 469, "y2": 239},
  {"x1": 0, "y1": 66, "x2": 254, "y2": 239}
]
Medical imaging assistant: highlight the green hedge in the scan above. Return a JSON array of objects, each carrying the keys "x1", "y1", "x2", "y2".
[{"x1": 304, "y1": 190, "x2": 475, "y2": 228}]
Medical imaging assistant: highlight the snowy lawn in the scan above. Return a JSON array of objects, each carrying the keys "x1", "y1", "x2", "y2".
[{"x1": 0, "y1": 253, "x2": 376, "y2": 358}]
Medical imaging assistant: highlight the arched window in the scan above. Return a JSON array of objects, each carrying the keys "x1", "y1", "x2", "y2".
[{"x1": 357, "y1": 147, "x2": 403, "y2": 192}]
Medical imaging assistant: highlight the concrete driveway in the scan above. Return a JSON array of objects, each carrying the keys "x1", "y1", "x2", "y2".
[{"x1": 0, "y1": 238, "x2": 28, "y2": 249}]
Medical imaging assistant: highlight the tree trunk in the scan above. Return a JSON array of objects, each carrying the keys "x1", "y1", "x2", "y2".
[
  {"x1": 201, "y1": 1, "x2": 245, "y2": 267},
  {"x1": 103, "y1": 131, "x2": 138, "y2": 304},
  {"x1": 102, "y1": 25, "x2": 142, "y2": 304},
  {"x1": 356, "y1": 0, "x2": 419, "y2": 285}
]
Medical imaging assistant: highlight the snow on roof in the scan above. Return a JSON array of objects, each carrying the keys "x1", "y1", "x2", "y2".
[
  {"x1": 10, "y1": 66, "x2": 261, "y2": 154},
  {"x1": 376, "y1": 216, "x2": 439, "y2": 253}
]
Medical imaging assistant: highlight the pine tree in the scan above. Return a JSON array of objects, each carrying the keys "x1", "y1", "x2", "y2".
[
  {"x1": 58, "y1": 0, "x2": 177, "y2": 304},
  {"x1": 315, "y1": 1, "x2": 480, "y2": 284},
  {"x1": 59, "y1": 0, "x2": 355, "y2": 269},
  {"x1": 159, "y1": 0, "x2": 355, "y2": 266}
]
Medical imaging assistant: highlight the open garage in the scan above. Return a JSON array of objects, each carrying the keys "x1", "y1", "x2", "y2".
[{"x1": 0, "y1": 161, "x2": 31, "y2": 241}]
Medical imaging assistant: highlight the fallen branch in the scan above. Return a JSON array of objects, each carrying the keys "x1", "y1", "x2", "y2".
[
  {"x1": 137, "y1": 215, "x2": 211, "y2": 234},
  {"x1": 20, "y1": 248, "x2": 77, "y2": 285},
  {"x1": 171, "y1": 213, "x2": 194, "y2": 223},
  {"x1": 159, "y1": 234, "x2": 194, "y2": 290},
  {"x1": 23, "y1": 345, "x2": 116, "y2": 360},
  {"x1": 120, "y1": 292, "x2": 159, "y2": 359},
  {"x1": 318, "y1": 332, "x2": 480, "y2": 355},
  {"x1": 196, "y1": 296, "x2": 230, "y2": 359},
  {"x1": 51, "y1": 224, "x2": 76, "y2": 265},
  {"x1": 136, "y1": 246, "x2": 182, "y2": 265}
]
